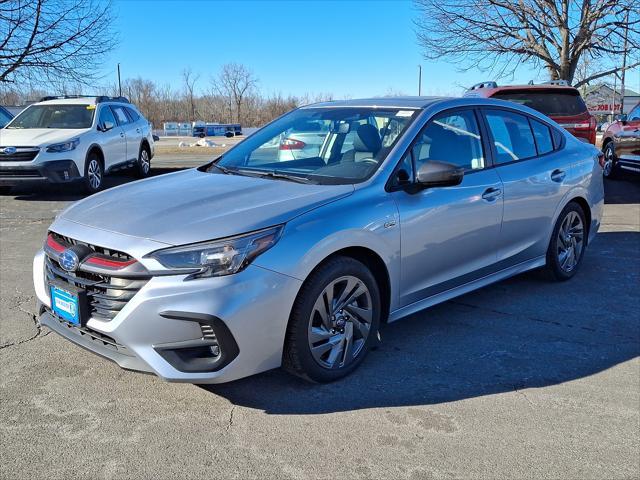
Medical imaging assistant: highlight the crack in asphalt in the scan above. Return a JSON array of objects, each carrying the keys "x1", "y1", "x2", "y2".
[
  {"x1": 448, "y1": 300, "x2": 638, "y2": 342},
  {"x1": 0, "y1": 288, "x2": 43, "y2": 350},
  {"x1": 513, "y1": 386, "x2": 536, "y2": 407},
  {"x1": 225, "y1": 406, "x2": 236, "y2": 432}
]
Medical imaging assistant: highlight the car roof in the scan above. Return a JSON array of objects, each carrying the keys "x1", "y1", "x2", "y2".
[
  {"x1": 302, "y1": 96, "x2": 450, "y2": 109},
  {"x1": 36, "y1": 96, "x2": 131, "y2": 106},
  {"x1": 465, "y1": 84, "x2": 580, "y2": 98}
]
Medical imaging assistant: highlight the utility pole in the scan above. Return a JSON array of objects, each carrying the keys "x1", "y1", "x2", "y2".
[
  {"x1": 619, "y1": 7, "x2": 629, "y2": 115},
  {"x1": 611, "y1": 74, "x2": 617, "y2": 122},
  {"x1": 117, "y1": 63, "x2": 122, "y2": 97},
  {"x1": 418, "y1": 65, "x2": 422, "y2": 96}
]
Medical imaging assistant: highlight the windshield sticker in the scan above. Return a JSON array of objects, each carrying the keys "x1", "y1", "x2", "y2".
[
  {"x1": 86, "y1": 105, "x2": 96, "y2": 110},
  {"x1": 396, "y1": 110, "x2": 414, "y2": 117}
]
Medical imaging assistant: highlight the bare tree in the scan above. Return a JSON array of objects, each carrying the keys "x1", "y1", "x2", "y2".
[
  {"x1": 212, "y1": 63, "x2": 258, "y2": 124},
  {"x1": 414, "y1": 0, "x2": 640, "y2": 87},
  {"x1": 0, "y1": 0, "x2": 116, "y2": 86},
  {"x1": 182, "y1": 68, "x2": 200, "y2": 120}
]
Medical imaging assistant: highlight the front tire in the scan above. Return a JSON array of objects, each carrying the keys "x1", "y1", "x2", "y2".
[
  {"x1": 135, "y1": 145, "x2": 151, "y2": 178},
  {"x1": 83, "y1": 154, "x2": 103, "y2": 194},
  {"x1": 283, "y1": 256, "x2": 381, "y2": 383},
  {"x1": 602, "y1": 142, "x2": 619, "y2": 179},
  {"x1": 543, "y1": 202, "x2": 587, "y2": 281}
]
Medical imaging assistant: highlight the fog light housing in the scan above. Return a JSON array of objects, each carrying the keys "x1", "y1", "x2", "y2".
[{"x1": 155, "y1": 311, "x2": 240, "y2": 373}]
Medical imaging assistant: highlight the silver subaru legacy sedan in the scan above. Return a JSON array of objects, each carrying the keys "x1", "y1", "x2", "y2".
[{"x1": 33, "y1": 97, "x2": 604, "y2": 383}]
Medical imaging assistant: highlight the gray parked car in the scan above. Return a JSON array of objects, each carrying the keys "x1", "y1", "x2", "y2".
[{"x1": 34, "y1": 97, "x2": 604, "y2": 384}]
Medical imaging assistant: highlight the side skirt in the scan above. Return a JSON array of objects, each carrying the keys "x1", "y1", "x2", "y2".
[{"x1": 388, "y1": 256, "x2": 546, "y2": 323}]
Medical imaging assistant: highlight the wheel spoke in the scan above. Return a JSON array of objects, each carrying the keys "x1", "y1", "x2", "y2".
[
  {"x1": 350, "y1": 316, "x2": 370, "y2": 339},
  {"x1": 312, "y1": 295, "x2": 331, "y2": 330},
  {"x1": 341, "y1": 323, "x2": 354, "y2": 365},
  {"x1": 336, "y1": 284, "x2": 366, "y2": 313},
  {"x1": 325, "y1": 337, "x2": 345, "y2": 368},
  {"x1": 311, "y1": 334, "x2": 342, "y2": 358},
  {"x1": 344, "y1": 303, "x2": 372, "y2": 323},
  {"x1": 309, "y1": 326, "x2": 332, "y2": 344},
  {"x1": 334, "y1": 277, "x2": 359, "y2": 311}
]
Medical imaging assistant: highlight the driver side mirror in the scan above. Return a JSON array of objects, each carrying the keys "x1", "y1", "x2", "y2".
[
  {"x1": 615, "y1": 113, "x2": 628, "y2": 124},
  {"x1": 99, "y1": 120, "x2": 115, "y2": 132},
  {"x1": 415, "y1": 160, "x2": 464, "y2": 188}
]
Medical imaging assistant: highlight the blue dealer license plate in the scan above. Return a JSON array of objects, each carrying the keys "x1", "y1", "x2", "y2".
[{"x1": 50, "y1": 284, "x2": 81, "y2": 325}]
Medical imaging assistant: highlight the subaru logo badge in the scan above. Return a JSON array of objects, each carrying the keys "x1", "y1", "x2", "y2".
[
  {"x1": 59, "y1": 249, "x2": 80, "y2": 272},
  {"x1": 1, "y1": 147, "x2": 17, "y2": 155}
]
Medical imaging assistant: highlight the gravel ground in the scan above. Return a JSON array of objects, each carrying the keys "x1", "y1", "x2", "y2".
[{"x1": 0, "y1": 161, "x2": 638, "y2": 480}]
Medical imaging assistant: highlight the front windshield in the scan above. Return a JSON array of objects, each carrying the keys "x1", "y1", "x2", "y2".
[
  {"x1": 7, "y1": 104, "x2": 95, "y2": 129},
  {"x1": 213, "y1": 107, "x2": 419, "y2": 184}
]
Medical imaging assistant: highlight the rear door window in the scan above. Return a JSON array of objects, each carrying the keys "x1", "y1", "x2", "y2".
[
  {"x1": 125, "y1": 107, "x2": 140, "y2": 122},
  {"x1": 530, "y1": 119, "x2": 554, "y2": 155},
  {"x1": 484, "y1": 109, "x2": 537, "y2": 164},
  {"x1": 110, "y1": 106, "x2": 130, "y2": 126}
]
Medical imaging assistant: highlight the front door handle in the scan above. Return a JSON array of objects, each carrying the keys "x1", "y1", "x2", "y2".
[
  {"x1": 551, "y1": 169, "x2": 566, "y2": 182},
  {"x1": 482, "y1": 187, "x2": 502, "y2": 201},
  {"x1": 120, "y1": 132, "x2": 125, "y2": 138},
  {"x1": 136, "y1": 128, "x2": 141, "y2": 133}
]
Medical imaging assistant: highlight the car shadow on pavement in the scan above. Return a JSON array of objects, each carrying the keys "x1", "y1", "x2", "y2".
[
  {"x1": 604, "y1": 176, "x2": 640, "y2": 204},
  {"x1": 6, "y1": 167, "x2": 187, "y2": 202},
  {"x1": 202, "y1": 231, "x2": 640, "y2": 415}
]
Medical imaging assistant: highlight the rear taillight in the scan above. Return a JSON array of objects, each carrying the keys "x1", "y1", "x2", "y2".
[
  {"x1": 279, "y1": 138, "x2": 306, "y2": 150},
  {"x1": 598, "y1": 151, "x2": 605, "y2": 169},
  {"x1": 589, "y1": 116, "x2": 597, "y2": 144}
]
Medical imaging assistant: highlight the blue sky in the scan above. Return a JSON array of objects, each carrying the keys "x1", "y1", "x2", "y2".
[{"x1": 105, "y1": 0, "x2": 639, "y2": 98}]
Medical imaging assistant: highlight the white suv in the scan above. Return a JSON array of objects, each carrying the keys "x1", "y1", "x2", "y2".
[{"x1": 0, "y1": 96, "x2": 155, "y2": 193}]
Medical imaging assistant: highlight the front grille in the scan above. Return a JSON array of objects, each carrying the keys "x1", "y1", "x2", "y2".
[
  {"x1": 0, "y1": 168, "x2": 41, "y2": 177},
  {"x1": 0, "y1": 148, "x2": 39, "y2": 162},
  {"x1": 45, "y1": 236, "x2": 149, "y2": 321},
  {"x1": 51, "y1": 232, "x2": 133, "y2": 261}
]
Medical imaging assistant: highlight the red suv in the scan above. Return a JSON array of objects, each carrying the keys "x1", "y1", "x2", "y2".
[
  {"x1": 464, "y1": 81, "x2": 596, "y2": 144},
  {"x1": 601, "y1": 102, "x2": 640, "y2": 178}
]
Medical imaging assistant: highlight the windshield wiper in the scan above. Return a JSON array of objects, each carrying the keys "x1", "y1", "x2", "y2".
[
  {"x1": 208, "y1": 162, "x2": 236, "y2": 175},
  {"x1": 239, "y1": 169, "x2": 316, "y2": 184}
]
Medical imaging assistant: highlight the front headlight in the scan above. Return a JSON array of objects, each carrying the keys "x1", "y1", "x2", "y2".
[
  {"x1": 46, "y1": 138, "x2": 80, "y2": 153},
  {"x1": 148, "y1": 225, "x2": 283, "y2": 278}
]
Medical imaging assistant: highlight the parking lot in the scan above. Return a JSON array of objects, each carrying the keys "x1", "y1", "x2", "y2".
[{"x1": 0, "y1": 155, "x2": 638, "y2": 479}]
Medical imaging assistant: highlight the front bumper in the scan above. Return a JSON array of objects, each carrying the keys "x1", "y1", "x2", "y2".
[
  {"x1": 34, "y1": 249, "x2": 303, "y2": 383},
  {"x1": 0, "y1": 160, "x2": 82, "y2": 186}
]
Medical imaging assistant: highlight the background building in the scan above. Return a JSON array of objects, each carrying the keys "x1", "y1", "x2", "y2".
[{"x1": 582, "y1": 84, "x2": 640, "y2": 122}]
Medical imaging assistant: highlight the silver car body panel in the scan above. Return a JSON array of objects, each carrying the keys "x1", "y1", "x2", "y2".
[{"x1": 33, "y1": 96, "x2": 604, "y2": 383}]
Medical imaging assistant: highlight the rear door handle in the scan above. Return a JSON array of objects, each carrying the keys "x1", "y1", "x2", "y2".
[
  {"x1": 136, "y1": 128, "x2": 141, "y2": 133},
  {"x1": 482, "y1": 187, "x2": 502, "y2": 201},
  {"x1": 551, "y1": 169, "x2": 566, "y2": 182}
]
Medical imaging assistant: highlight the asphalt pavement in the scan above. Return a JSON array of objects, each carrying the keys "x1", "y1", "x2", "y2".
[{"x1": 0, "y1": 157, "x2": 638, "y2": 479}]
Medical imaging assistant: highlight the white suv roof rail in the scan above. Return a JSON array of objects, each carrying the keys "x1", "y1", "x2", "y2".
[{"x1": 38, "y1": 95, "x2": 130, "y2": 104}]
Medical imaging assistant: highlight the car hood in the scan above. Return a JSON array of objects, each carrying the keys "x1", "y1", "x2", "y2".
[
  {"x1": 58, "y1": 168, "x2": 354, "y2": 246},
  {"x1": 0, "y1": 128, "x2": 89, "y2": 146}
]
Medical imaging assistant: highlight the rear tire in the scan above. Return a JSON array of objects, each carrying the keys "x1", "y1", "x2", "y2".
[
  {"x1": 283, "y1": 256, "x2": 381, "y2": 383},
  {"x1": 602, "y1": 142, "x2": 619, "y2": 179},
  {"x1": 135, "y1": 145, "x2": 151, "y2": 178},
  {"x1": 83, "y1": 153, "x2": 103, "y2": 194},
  {"x1": 543, "y1": 202, "x2": 587, "y2": 281}
]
